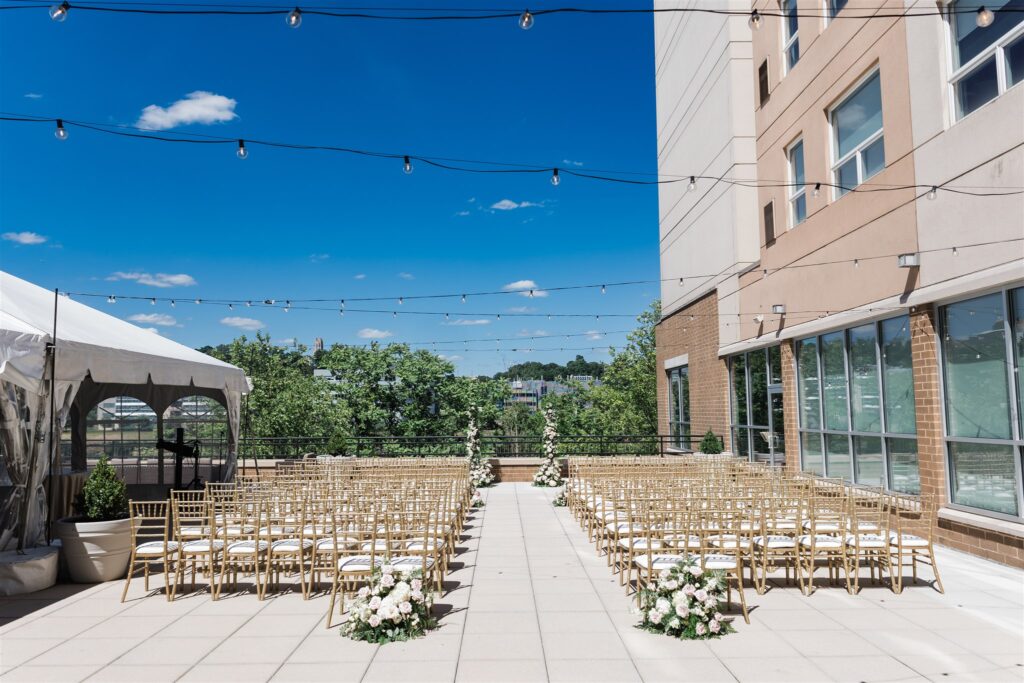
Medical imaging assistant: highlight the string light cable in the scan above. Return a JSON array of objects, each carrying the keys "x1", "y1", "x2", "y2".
[{"x1": 2, "y1": 113, "x2": 1022, "y2": 196}]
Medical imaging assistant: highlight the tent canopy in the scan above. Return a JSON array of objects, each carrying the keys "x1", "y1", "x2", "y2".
[{"x1": 0, "y1": 271, "x2": 247, "y2": 394}]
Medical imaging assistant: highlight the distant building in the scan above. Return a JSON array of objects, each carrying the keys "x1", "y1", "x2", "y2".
[
  {"x1": 505, "y1": 378, "x2": 594, "y2": 411},
  {"x1": 313, "y1": 337, "x2": 324, "y2": 353}
]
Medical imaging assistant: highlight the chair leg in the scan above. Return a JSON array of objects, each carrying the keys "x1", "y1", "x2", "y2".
[
  {"x1": 928, "y1": 546, "x2": 945, "y2": 593},
  {"x1": 121, "y1": 559, "x2": 135, "y2": 603},
  {"x1": 734, "y1": 573, "x2": 750, "y2": 625}
]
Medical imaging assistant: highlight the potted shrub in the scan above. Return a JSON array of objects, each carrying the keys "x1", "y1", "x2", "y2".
[
  {"x1": 53, "y1": 456, "x2": 131, "y2": 583},
  {"x1": 699, "y1": 429, "x2": 723, "y2": 455}
]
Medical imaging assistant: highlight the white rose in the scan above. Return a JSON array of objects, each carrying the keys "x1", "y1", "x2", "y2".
[
  {"x1": 399, "y1": 601, "x2": 413, "y2": 614},
  {"x1": 358, "y1": 586, "x2": 370, "y2": 599},
  {"x1": 675, "y1": 603, "x2": 689, "y2": 617},
  {"x1": 411, "y1": 589, "x2": 424, "y2": 602},
  {"x1": 655, "y1": 598, "x2": 671, "y2": 614},
  {"x1": 381, "y1": 564, "x2": 394, "y2": 575},
  {"x1": 368, "y1": 614, "x2": 381, "y2": 627},
  {"x1": 380, "y1": 574, "x2": 395, "y2": 588},
  {"x1": 648, "y1": 610, "x2": 663, "y2": 624},
  {"x1": 368, "y1": 596, "x2": 382, "y2": 610},
  {"x1": 694, "y1": 589, "x2": 708, "y2": 602}
]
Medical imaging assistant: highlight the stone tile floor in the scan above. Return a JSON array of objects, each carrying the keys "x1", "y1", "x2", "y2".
[{"x1": 0, "y1": 483, "x2": 1022, "y2": 682}]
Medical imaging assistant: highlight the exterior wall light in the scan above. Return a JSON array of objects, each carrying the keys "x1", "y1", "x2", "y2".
[
  {"x1": 897, "y1": 253, "x2": 920, "y2": 268},
  {"x1": 771, "y1": 304, "x2": 785, "y2": 314}
]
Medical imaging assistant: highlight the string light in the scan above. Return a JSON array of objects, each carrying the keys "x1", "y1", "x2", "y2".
[
  {"x1": 976, "y1": 5, "x2": 995, "y2": 27},
  {"x1": 398, "y1": 297, "x2": 404, "y2": 305},
  {"x1": 54, "y1": 119, "x2": 67, "y2": 140},
  {"x1": 461, "y1": 294, "x2": 467, "y2": 304},
  {"x1": 528, "y1": 289, "x2": 535, "y2": 298},
  {"x1": 194, "y1": 298, "x2": 202, "y2": 305},
  {"x1": 952, "y1": 246, "x2": 959, "y2": 256},
  {"x1": 393, "y1": 311, "x2": 397, "y2": 318},
  {"x1": 48, "y1": 1, "x2": 68, "y2": 22},
  {"x1": 286, "y1": 7, "x2": 301, "y2": 27},
  {"x1": 519, "y1": 9, "x2": 534, "y2": 29},
  {"x1": 601, "y1": 285, "x2": 606, "y2": 294},
  {"x1": 688, "y1": 176, "x2": 696, "y2": 192},
  {"x1": 245, "y1": 300, "x2": 252, "y2": 307},
  {"x1": 928, "y1": 186, "x2": 938, "y2": 200},
  {"x1": 748, "y1": 9, "x2": 762, "y2": 29},
  {"x1": 150, "y1": 298, "x2": 156, "y2": 305},
  {"x1": 170, "y1": 300, "x2": 176, "y2": 307},
  {"x1": 403, "y1": 156, "x2": 413, "y2": 174},
  {"x1": 106, "y1": 295, "x2": 116, "y2": 304},
  {"x1": 551, "y1": 168, "x2": 560, "y2": 186},
  {"x1": 236, "y1": 139, "x2": 247, "y2": 159},
  {"x1": 812, "y1": 182, "x2": 821, "y2": 198}
]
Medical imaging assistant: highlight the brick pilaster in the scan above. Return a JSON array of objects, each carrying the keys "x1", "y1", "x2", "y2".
[
  {"x1": 909, "y1": 306, "x2": 946, "y2": 504},
  {"x1": 780, "y1": 339, "x2": 800, "y2": 473}
]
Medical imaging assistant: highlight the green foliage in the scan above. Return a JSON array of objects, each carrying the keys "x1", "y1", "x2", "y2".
[
  {"x1": 494, "y1": 355, "x2": 606, "y2": 381},
  {"x1": 541, "y1": 301, "x2": 661, "y2": 437},
  {"x1": 699, "y1": 429, "x2": 723, "y2": 454},
  {"x1": 498, "y1": 402, "x2": 544, "y2": 437},
  {"x1": 80, "y1": 456, "x2": 128, "y2": 521}
]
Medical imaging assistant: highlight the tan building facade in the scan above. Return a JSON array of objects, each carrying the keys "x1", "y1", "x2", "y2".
[{"x1": 654, "y1": 0, "x2": 1024, "y2": 566}]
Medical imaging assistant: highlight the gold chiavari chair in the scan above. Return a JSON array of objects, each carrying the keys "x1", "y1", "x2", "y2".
[
  {"x1": 888, "y1": 493, "x2": 944, "y2": 594},
  {"x1": 122, "y1": 500, "x2": 177, "y2": 602}
]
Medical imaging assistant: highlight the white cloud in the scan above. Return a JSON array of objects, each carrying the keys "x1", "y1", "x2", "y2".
[
  {"x1": 2, "y1": 231, "x2": 47, "y2": 245},
  {"x1": 358, "y1": 328, "x2": 393, "y2": 339},
  {"x1": 490, "y1": 199, "x2": 542, "y2": 211},
  {"x1": 309, "y1": 253, "x2": 329, "y2": 263},
  {"x1": 467, "y1": 197, "x2": 476, "y2": 203},
  {"x1": 455, "y1": 210, "x2": 471, "y2": 217},
  {"x1": 585, "y1": 330, "x2": 604, "y2": 340},
  {"x1": 353, "y1": 273, "x2": 366, "y2": 280},
  {"x1": 24, "y1": 93, "x2": 43, "y2": 99},
  {"x1": 127, "y1": 313, "x2": 178, "y2": 327},
  {"x1": 562, "y1": 158, "x2": 584, "y2": 167},
  {"x1": 398, "y1": 272, "x2": 415, "y2": 280},
  {"x1": 446, "y1": 319, "x2": 491, "y2": 326},
  {"x1": 221, "y1": 316, "x2": 264, "y2": 331},
  {"x1": 142, "y1": 327, "x2": 161, "y2": 334},
  {"x1": 276, "y1": 338, "x2": 297, "y2": 346},
  {"x1": 503, "y1": 279, "x2": 548, "y2": 298},
  {"x1": 136, "y1": 91, "x2": 238, "y2": 131},
  {"x1": 506, "y1": 306, "x2": 536, "y2": 314},
  {"x1": 439, "y1": 354, "x2": 463, "y2": 362},
  {"x1": 106, "y1": 272, "x2": 197, "y2": 288},
  {"x1": 516, "y1": 329, "x2": 548, "y2": 337}
]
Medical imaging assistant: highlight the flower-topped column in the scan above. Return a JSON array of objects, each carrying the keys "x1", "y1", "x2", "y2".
[
  {"x1": 533, "y1": 408, "x2": 562, "y2": 488},
  {"x1": 466, "y1": 411, "x2": 494, "y2": 488}
]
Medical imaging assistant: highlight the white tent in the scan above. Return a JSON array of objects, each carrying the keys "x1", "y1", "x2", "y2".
[{"x1": 0, "y1": 271, "x2": 247, "y2": 551}]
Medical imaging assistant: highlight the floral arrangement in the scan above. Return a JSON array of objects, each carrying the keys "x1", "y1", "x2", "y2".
[
  {"x1": 466, "y1": 414, "x2": 494, "y2": 488},
  {"x1": 551, "y1": 489, "x2": 567, "y2": 507},
  {"x1": 636, "y1": 556, "x2": 734, "y2": 639},
  {"x1": 532, "y1": 408, "x2": 562, "y2": 487},
  {"x1": 470, "y1": 490, "x2": 485, "y2": 508},
  {"x1": 342, "y1": 565, "x2": 435, "y2": 644}
]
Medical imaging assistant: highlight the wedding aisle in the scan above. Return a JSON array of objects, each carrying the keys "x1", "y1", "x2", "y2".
[{"x1": 0, "y1": 483, "x2": 1021, "y2": 682}]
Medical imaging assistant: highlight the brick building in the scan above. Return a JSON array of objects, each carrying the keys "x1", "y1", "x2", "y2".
[{"x1": 653, "y1": 0, "x2": 1024, "y2": 566}]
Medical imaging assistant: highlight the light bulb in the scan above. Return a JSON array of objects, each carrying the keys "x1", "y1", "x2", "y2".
[
  {"x1": 854, "y1": 259, "x2": 859, "y2": 268},
  {"x1": 398, "y1": 297, "x2": 404, "y2": 305},
  {"x1": 107, "y1": 295, "x2": 116, "y2": 304},
  {"x1": 236, "y1": 140, "x2": 247, "y2": 159},
  {"x1": 812, "y1": 182, "x2": 821, "y2": 198},
  {"x1": 445, "y1": 313, "x2": 449, "y2": 320},
  {"x1": 748, "y1": 9, "x2": 761, "y2": 30},
  {"x1": 927, "y1": 186, "x2": 938, "y2": 200},
  {"x1": 150, "y1": 298, "x2": 156, "y2": 305},
  {"x1": 54, "y1": 119, "x2": 68, "y2": 140},
  {"x1": 688, "y1": 176, "x2": 696, "y2": 192},
  {"x1": 497, "y1": 314, "x2": 501, "y2": 320},
  {"x1": 170, "y1": 300, "x2": 176, "y2": 307},
  {"x1": 600, "y1": 285, "x2": 606, "y2": 294},
  {"x1": 403, "y1": 156, "x2": 413, "y2": 174},
  {"x1": 952, "y1": 246, "x2": 959, "y2": 256},
  {"x1": 49, "y1": 1, "x2": 69, "y2": 22},
  {"x1": 461, "y1": 294, "x2": 466, "y2": 303},
  {"x1": 228, "y1": 303, "x2": 234, "y2": 310},
  {"x1": 528, "y1": 289, "x2": 534, "y2": 298},
  {"x1": 246, "y1": 300, "x2": 252, "y2": 307},
  {"x1": 393, "y1": 311, "x2": 397, "y2": 318},
  {"x1": 519, "y1": 9, "x2": 534, "y2": 30},
  {"x1": 551, "y1": 168, "x2": 560, "y2": 186},
  {"x1": 194, "y1": 298, "x2": 201, "y2": 305},
  {"x1": 976, "y1": 5, "x2": 994, "y2": 27},
  {"x1": 287, "y1": 7, "x2": 302, "y2": 28},
  {"x1": 678, "y1": 278, "x2": 684, "y2": 286}
]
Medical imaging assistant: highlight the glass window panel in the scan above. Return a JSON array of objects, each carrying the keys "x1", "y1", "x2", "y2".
[
  {"x1": 957, "y1": 57, "x2": 1000, "y2": 118},
  {"x1": 836, "y1": 157, "x2": 858, "y2": 196},
  {"x1": 942, "y1": 293, "x2": 1012, "y2": 439},
  {"x1": 952, "y1": 0, "x2": 1017, "y2": 67},
  {"x1": 881, "y1": 316, "x2": 917, "y2": 435},
  {"x1": 1012, "y1": 287, "x2": 1024, "y2": 434},
  {"x1": 786, "y1": 43, "x2": 800, "y2": 71},
  {"x1": 737, "y1": 427, "x2": 751, "y2": 460},
  {"x1": 793, "y1": 194, "x2": 807, "y2": 224},
  {"x1": 750, "y1": 349, "x2": 769, "y2": 427},
  {"x1": 783, "y1": 0, "x2": 798, "y2": 39},
  {"x1": 752, "y1": 430, "x2": 772, "y2": 462},
  {"x1": 801, "y1": 432, "x2": 824, "y2": 475},
  {"x1": 887, "y1": 438, "x2": 920, "y2": 494},
  {"x1": 822, "y1": 332, "x2": 849, "y2": 431},
  {"x1": 862, "y1": 136, "x2": 885, "y2": 180},
  {"x1": 1008, "y1": 33, "x2": 1024, "y2": 86},
  {"x1": 834, "y1": 73, "x2": 883, "y2": 159},
  {"x1": 770, "y1": 391, "x2": 786, "y2": 466},
  {"x1": 680, "y1": 368, "x2": 690, "y2": 425},
  {"x1": 732, "y1": 355, "x2": 747, "y2": 426},
  {"x1": 826, "y1": 433, "x2": 853, "y2": 482},
  {"x1": 768, "y1": 346, "x2": 782, "y2": 385},
  {"x1": 790, "y1": 141, "x2": 805, "y2": 185},
  {"x1": 949, "y1": 441, "x2": 1019, "y2": 516},
  {"x1": 798, "y1": 339, "x2": 821, "y2": 429},
  {"x1": 669, "y1": 371, "x2": 681, "y2": 426},
  {"x1": 853, "y1": 436, "x2": 884, "y2": 486},
  {"x1": 829, "y1": 0, "x2": 848, "y2": 16},
  {"x1": 849, "y1": 324, "x2": 882, "y2": 432}
]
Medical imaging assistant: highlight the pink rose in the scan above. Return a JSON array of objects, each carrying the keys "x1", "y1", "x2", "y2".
[
  {"x1": 709, "y1": 619, "x2": 721, "y2": 633},
  {"x1": 695, "y1": 622, "x2": 707, "y2": 636},
  {"x1": 368, "y1": 614, "x2": 381, "y2": 627}
]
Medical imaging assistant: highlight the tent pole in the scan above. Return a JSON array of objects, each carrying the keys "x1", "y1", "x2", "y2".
[{"x1": 46, "y1": 288, "x2": 58, "y2": 545}]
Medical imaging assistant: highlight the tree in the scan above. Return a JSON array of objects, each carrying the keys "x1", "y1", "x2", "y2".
[{"x1": 494, "y1": 356, "x2": 606, "y2": 381}]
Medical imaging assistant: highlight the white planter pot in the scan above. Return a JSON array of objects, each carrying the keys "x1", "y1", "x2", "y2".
[{"x1": 53, "y1": 517, "x2": 131, "y2": 583}]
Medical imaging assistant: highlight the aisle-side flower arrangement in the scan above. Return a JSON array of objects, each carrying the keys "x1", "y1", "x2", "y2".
[
  {"x1": 470, "y1": 490, "x2": 486, "y2": 508},
  {"x1": 551, "y1": 489, "x2": 567, "y2": 507},
  {"x1": 532, "y1": 408, "x2": 562, "y2": 487},
  {"x1": 466, "y1": 415, "x2": 494, "y2": 488},
  {"x1": 636, "y1": 556, "x2": 734, "y2": 639},
  {"x1": 342, "y1": 565, "x2": 435, "y2": 644}
]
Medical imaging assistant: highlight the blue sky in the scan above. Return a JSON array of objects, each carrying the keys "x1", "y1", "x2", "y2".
[{"x1": 0, "y1": 2, "x2": 659, "y2": 376}]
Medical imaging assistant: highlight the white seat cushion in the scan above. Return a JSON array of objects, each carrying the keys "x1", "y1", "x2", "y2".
[
  {"x1": 316, "y1": 538, "x2": 358, "y2": 551},
  {"x1": 846, "y1": 534, "x2": 886, "y2": 549},
  {"x1": 753, "y1": 535, "x2": 795, "y2": 549},
  {"x1": 708, "y1": 534, "x2": 751, "y2": 549},
  {"x1": 663, "y1": 534, "x2": 701, "y2": 549},
  {"x1": 616, "y1": 537, "x2": 662, "y2": 550},
  {"x1": 224, "y1": 525, "x2": 255, "y2": 537},
  {"x1": 405, "y1": 540, "x2": 439, "y2": 551},
  {"x1": 337, "y1": 556, "x2": 383, "y2": 572},
  {"x1": 271, "y1": 538, "x2": 314, "y2": 552},
  {"x1": 803, "y1": 520, "x2": 842, "y2": 533},
  {"x1": 631, "y1": 554, "x2": 684, "y2": 570},
  {"x1": 605, "y1": 522, "x2": 644, "y2": 534},
  {"x1": 360, "y1": 540, "x2": 391, "y2": 551},
  {"x1": 136, "y1": 541, "x2": 178, "y2": 555},
  {"x1": 181, "y1": 540, "x2": 224, "y2": 553},
  {"x1": 303, "y1": 524, "x2": 334, "y2": 535},
  {"x1": 390, "y1": 556, "x2": 436, "y2": 573},
  {"x1": 258, "y1": 526, "x2": 297, "y2": 536},
  {"x1": 771, "y1": 519, "x2": 798, "y2": 530},
  {"x1": 799, "y1": 534, "x2": 843, "y2": 549},
  {"x1": 227, "y1": 540, "x2": 269, "y2": 554},
  {"x1": 704, "y1": 554, "x2": 737, "y2": 570},
  {"x1": 178, "y1": 526, "x2": 209, "y2": 537},
  {"x1": 890, "y1": 533, "x2": 929, "y2": 548}
]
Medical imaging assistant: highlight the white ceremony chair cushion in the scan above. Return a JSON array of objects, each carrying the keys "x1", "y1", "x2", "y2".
[
  {"x1": 271, "y1": 538, "x2": 314, "y2": 552},
  {"x1": 182, "y1": 540, "x2": 225, "y2": 553},
  {"x1": 631, "y1": 554, "x2": 684, "y2": 570},
  {"x1": 802, "y1": 520, "x2": 842, "y2": 533},
  {"x1": 798, "y1": 534, "x2": 843, "y2": 549},
  {"x1": 389, "y1": 556, "x2": 436, "y2": 573},
  {"x1": 704, "y1": 554, "x2": 737, "y2": 570},
  {"x1": 845, "y1": 533, "x2": 886, "y2": 548},
  {"x1": 889, "y1": 533, "x2": 929, "y2": 547},
  {"x1": 227, "y1": 540, "x2": 269, "y2": 554},
  {"x1": 315, "y1": 538, "x2": 359, "y2": 552},
  {"x1": 405, "y1": 540, "x2": 439, "y2": 551},
  {"x1": 616, "y1": 537, "x2": 662, "y2": 550},
  {"x1": 708, "y1": 534, "x2": 751, "y2": 549},
  {"x1": 179, "y1": 526, "x2": 210, "y2": 537},
  {"x1": 337, "y1": 556, "x2": 383, "y2": 572},
  {"x1": 605, "y1": 522, "x2": 644, "y2": 534},
  {"x1": 753, "y1": 535, "x2": 796, "y2": 549},
  {"x1": 135, "y1": 541, "x2": 179, "y2": 555},
  {"x1": 663, "y1": 534, "x2": 702, "y2": 549},
  {"x1": 224, "y1": 525, "x2": 256, "y2": 536}
]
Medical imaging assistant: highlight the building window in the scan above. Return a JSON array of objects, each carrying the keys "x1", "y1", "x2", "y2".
[
  {"x1": 668, "y1": 366, "x2": 690, "y2": 449},
  {"x1": 939, "y1": 288, "x2": 1024, "y2": 519},
  {"x1": 730, "y1": 347, "x2": 785, "y2": 466},
  {"x1": 782, "y1": 0, "x2": 800, "y2": 71},
  {"x1": 949, "y1": 0, "x2": 1024, "y2": 119},
  {"x1": 830, "y1": 71, "x2": 885, "y2": 196},
  {"x1": 788, "y1": 139, "x2": 807, "y2": 227},
  {"x1": 828, "y1": 0, "x2": 848, "y2": 19},
  {"x1": 796, "y1": 315, "x2": 919, "y2": 492}
]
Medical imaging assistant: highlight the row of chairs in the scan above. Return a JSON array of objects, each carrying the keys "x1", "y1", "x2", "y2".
[
  {"x1": 565, "y1": 456, "x2": 945, "y2": 624},
  {"x1": 121, "y1": 458, "x2": 472, "y2": 628}
]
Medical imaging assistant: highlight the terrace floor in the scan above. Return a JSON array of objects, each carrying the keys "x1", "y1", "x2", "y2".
[{"x1": 1, "y1": 483, "x2": 1022, "y2": 682}]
